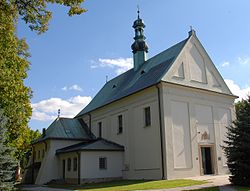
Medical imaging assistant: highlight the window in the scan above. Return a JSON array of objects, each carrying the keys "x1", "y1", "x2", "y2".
[
  {"x1": 118, "y1": 115, "x2": 123, "y2": 134},
  {"x1": 99, "y1": 157, "x2": 107, "y2": 170},
  {"x1": 38, "y1": 150, "x2": 40, "y2": 159},
  {"x1": 67, "y1": 158, "x2": 71, "y2": 171},
  {"x1": 144, "y1": 107, "x2": 151, "y2": 127},
  {"x1": 34, "y1": 151, "x2": 36, "y2": 160},
  {"x1": 42, "y1": 149, "x2": 45, "y2": 158},
  {"x1": 98, "y1": 122, "x2": 102, "y2": 138},
  {"x1": 73, "y1": 157, "x2": 77, "y2": 171}
]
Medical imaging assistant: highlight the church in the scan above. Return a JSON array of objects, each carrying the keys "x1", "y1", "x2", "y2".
[{"x1": 23, "y1": 12, "x2": 236, "y2": 185}]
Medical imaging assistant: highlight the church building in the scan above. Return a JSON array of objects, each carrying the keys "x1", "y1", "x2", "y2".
[{"x1": 23, "y1": 12, "x2": 236, "y2": 184}]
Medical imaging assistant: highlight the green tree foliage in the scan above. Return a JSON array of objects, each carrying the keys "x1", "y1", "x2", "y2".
[
  {"x1": 5, "y1": 0, "x2": 87, "y2": 34},
  {"x1": 0, "y1": 0, "x2": 32, "y2": 157},
  {"x1": 0, "y1": 110, "x2": 18, "y2": 191},
  {"x1": 0, "y1": 0, "x2": 86, "y2": 172},
  {"x1": 224, "y1": 96, "x2": 250, "y2": 186}
]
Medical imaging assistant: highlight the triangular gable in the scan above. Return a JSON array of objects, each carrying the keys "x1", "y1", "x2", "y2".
[{"x1": 162, "y1": 33, "x2": 232, "y2": 95}]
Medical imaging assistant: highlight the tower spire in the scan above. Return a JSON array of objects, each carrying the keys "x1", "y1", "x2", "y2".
[
  {"x1": 131, "y1": 9, "x2": 148, "y2": 71},
  {"x1": 137, "y1": 5, "x2": 140, "y2": 19}
]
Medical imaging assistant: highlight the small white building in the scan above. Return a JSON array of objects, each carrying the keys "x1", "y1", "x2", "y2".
[{"x1": 24, "y1": 13, "x2": 237, "y2": 184}]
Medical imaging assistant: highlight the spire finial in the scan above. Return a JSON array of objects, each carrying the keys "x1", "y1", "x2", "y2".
[
  {"x1": 57, "y1": 109, "x2": 60, "y2": 118},
  {"x1": 137, "y1": 5, "x2": 140, "y2": 19},
  {"x1": 188, "y1": 25, "x2": 196, "y2": 37}
]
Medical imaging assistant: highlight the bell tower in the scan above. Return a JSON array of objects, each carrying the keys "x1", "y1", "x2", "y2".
[{"x1": 131, "y1": 9, "x2": 148, "y2": 71}]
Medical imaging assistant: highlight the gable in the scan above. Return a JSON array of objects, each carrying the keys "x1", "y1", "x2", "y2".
[
  {"x1": 76, "y1": 39, "x2": 188, "y2": 117},
  {"x1": 162, "y1": 35, "x2": 232, "y2": 95}
]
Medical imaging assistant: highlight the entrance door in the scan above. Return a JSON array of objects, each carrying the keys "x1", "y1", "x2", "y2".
[
  {"x1": 201, "y1": 147, "x2": 213, "y2": 175},
  {"x1": 62, "y1": 160, "x2": 65, "y2": 179}
]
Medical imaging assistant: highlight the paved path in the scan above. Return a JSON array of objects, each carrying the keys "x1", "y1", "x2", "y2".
[
  {"x1": 19, "y1": 185, "x2": 72, "y2": 191},
  {"x1": 20, "y1": 175, "x2": 237, "y2": 191}
]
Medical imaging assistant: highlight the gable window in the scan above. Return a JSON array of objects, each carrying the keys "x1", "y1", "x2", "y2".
[
  {"x1": 144, "y1": 106, "x2": 151, "y2": 127},
  {"x1": 98, "y1": 122, "x2": 102, "y2": 138},
  {"x1": 73, "y1": 157, "x2": 77, "y2": 171},
  {"x1": 118, "y1": 115, "x2": 123, "y2": 134},
  {"x1": 99, "y1": 157, "x2": 107, "y2": 170},
  {"x1": 67, "y1": 158, "x2": 71, "y2": 171}
]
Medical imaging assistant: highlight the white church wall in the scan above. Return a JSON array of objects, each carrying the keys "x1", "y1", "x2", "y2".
[
  {"x1": 59, "y1": 152, "x2": 79, "y2": 184},
  {"x1": 82, "y1": 87, "x2": 162, "y2": 180},
  {"x1": 162, "y1": 82, "x2": 234, "y2": 179},
  {"x1": 170, "y1": 100, "x2": 192, "y2": 169},
  {"x1": 213, "y1": 107, "x2": 232, "y2": 174},
  {"x1": 35, "y1": 140, "x2": 82, "y2": 184},
  {"x1": 81, "y1": 151, "x2": 123, "y2": 180},
  {"x1": 195, "y1": 104, "x2": 215, "y2": 143}
]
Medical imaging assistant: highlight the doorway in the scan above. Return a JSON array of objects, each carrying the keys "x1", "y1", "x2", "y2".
[
  {"x1": 200, "y1": 147, "x2": 213, "y2": 175},
  {"x1": 62, "y1": 160, "x2": 65, "y2": 179}
]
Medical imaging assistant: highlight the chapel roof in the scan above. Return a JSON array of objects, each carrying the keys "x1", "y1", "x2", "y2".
[
  {"x1": 56, "y1": 138, "x2": 124, "y2": 154},
  {"x1": 33, "y1": 117, "x2": 92, "y2": 144}
]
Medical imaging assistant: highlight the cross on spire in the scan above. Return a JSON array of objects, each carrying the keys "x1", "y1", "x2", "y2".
[{"x1": 137, "y1": 5, "x2": 140, "y2": 19}]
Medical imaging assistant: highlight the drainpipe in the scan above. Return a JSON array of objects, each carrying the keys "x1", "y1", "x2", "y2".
[{"x1": 156, "y1": 84, "x2": 166, "y2": 180}]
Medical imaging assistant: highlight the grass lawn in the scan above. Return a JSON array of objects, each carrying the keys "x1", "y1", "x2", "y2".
[
  {"x1": 49, "y1": 179, "x2": 207, "y2": 191},
  {"x1": 235, "y1": 187, "x2": 250, "y2": 191}
]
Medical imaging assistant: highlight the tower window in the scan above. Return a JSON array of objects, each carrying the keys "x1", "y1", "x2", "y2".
[
  {"x1": 118, "y1": 115, "x2": 123, "y2": 134},
  {"x1": 99, "y1": 157, "x2": 107, "y2": 170},
  {"x1": 98, "y1": 122, "x2": 102, "y2": 138},
  {"x1": 144, "y1": 107, "x2": 151, "y2": 127}
]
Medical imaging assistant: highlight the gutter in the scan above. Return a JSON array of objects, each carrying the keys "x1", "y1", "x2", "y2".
[{"x1": 156, "y1": 84, "x2": 166, "y2": 179}]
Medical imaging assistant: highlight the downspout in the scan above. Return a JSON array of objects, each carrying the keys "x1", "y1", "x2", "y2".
[
  {"x1": 156, "y1": 84, "x2": 165, "y2": 180},
  {"x1": 77, "y1": 152, "x2": 81, "y2": 184}
]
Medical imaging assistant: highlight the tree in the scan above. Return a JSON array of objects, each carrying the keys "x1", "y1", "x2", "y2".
[
  {"x1": 224, "y1": 96, "x2": 250, "y2": 186},
  {"x1": 0, "y1": 110, "x2": 18, "y2": 191},
  {"x1": 4, "y1": 0, "x2": 87, "y2": 34},
  {"x1": 0, "y1": 0, "x2": 86, "y2": 175}
]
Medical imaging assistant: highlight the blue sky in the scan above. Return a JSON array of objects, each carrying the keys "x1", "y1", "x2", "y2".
[{"x1": 17, "y1": 0, "x2": 250, "y2": 131}]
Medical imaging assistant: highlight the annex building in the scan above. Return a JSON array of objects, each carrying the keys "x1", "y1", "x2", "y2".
[{"x1": 24, "y1": 12, "x2": 236, "y2": 184}]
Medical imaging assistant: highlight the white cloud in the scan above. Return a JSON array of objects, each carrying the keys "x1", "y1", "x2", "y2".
[
  {"x1": 238, "y1": 56, "x2": 250, "y2": 66},
  {"x1": 91, "y1": 58, "x2": 133, "y2": 75},
  {"x1": 32, "y1": 95, "x2": 92, "y2": 121},
  {"x1": 225, "y1": 79, "x2": 250, "y2": 101},
  {"x1": 61, "y1": 84, "x2": 83, "y2": 91},
  {"x1": 221, "y1": 61, "x2": 230, "y2": 67}
]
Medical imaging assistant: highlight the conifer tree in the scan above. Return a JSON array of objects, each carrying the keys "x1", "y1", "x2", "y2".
[
  {"x1": 224, "y1": 96, "x2": 250, "y2": 185},
  {"x1": 0, "y1": 110, "x2": 17, "y2": 191}
]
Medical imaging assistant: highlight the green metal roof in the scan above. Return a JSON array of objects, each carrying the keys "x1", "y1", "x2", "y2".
[
  {"x1": 33, "y1": 118, "x2": 92, "y2": 144},
  {"x1": 76, "y1": 37, "x2": 189, "y2": 118},
  {"x1": 56, "y1": 138, "x2": 124, "y2": 154}
]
